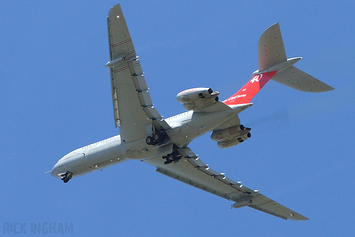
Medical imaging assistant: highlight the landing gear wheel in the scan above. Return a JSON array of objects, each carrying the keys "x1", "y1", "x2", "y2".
[
  {"x1": 146, "y1": 132, "x2": 167, "y2": 146},
  {"x1": 61, "y1": 171, "x2": 73, "y2": 183},
  {"x1": 154, "y1": 132, "x2": 166, "y2": 143},
  {"x1": 162, "y1": 145, "x2": 182, "y2": 165},
  {"x1": 153, "y1": 133, "x2": 160, "y2": 142},
  {"x1": 164, "y1": 159, "x2": 173, "y2": 165},
  {"x1": 146, "y1": 136, "x2": 154, "y2": 145}
]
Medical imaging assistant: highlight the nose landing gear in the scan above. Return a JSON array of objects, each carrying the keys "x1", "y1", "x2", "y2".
[{"x1": 60, "y1": 171, "x2": 73, "y2": 183}]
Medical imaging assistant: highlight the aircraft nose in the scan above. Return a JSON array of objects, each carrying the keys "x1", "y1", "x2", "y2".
[
  {"x1": 50, "y1": 164, "x2": 60, "y2": 178},
  {"x1": 50, "y1": 158, "x2": 66, "y2": 178}
]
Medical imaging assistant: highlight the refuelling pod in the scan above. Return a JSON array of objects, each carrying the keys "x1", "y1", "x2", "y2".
[
  {"x1": 231, "y1": 199, "x2": 252, "y2": 209},
  {"x1": 177, "y1": 87, "x2": 219, "y2": 110},
  {"x1": 211, "y1": 125, "x2": 251, "y2": 142}
]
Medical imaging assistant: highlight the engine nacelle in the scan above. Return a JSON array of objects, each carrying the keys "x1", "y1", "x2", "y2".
[
  {"x1": 177, "y1": 87, "x2": 219, "y2": 110},
  {"x1": 217, "y1": 133, "x2": 251, "y2": 148},
  {"x1": 211, "y1": 125, "x2": 251, "y2": 141},
  {"x1": 177, "y1": 87, "x2": 217, "y2": 103},
  {"x1": 212, "y1": 125, "x2": 251, "y2": 149}
]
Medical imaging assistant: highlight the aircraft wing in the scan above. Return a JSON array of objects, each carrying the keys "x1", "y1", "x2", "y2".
[
  {"x1": 143, "y1": 147, "x2": 308, "y2": 220},
  {"x1": 106, "y1": 4, "x2": 170, "y2": 142}
]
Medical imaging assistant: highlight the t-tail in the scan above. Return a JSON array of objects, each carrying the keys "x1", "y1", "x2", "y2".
[{"x1": 224, "y1": 23, "x2": 333, "y2": 106}]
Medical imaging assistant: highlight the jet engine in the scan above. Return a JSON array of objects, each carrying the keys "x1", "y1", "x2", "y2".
[
  {"x1": 211, "y1": 125, "x2": 251, "y2": 148},
  {"x1": 177, "y1": 87, "x2": 219, "y2": 110}
]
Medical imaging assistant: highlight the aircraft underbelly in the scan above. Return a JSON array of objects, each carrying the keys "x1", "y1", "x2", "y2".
[
  {"x1": 172, "y1": 110, "x2": 239, "y2": 146},
  {"x1": 55, "y1": 108, "x2": 241, "y2": 178}
]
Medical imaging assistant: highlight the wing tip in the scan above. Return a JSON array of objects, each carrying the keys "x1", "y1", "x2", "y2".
[{"x1": 288, "y1": 214, "x2": 309, "y2": 221}]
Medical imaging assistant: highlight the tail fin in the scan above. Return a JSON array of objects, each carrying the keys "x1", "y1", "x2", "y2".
[
  {"x1": 257, "y1": 23, "x2": 287, "y2": 72},
  {"x1": 253, "y1": 23, "x2": 334, "y2": 92},
  {"x1": 225, "y1": 23, "x2": 333, "y2": 106}
]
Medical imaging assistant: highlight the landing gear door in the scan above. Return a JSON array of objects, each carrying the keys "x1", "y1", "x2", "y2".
[
  {"x1": 157, "y1": 144, "x2": 174, "y2": 157},
  {"x1": 146, "y1": 124, "x2": 153, "y2": 136},
  {"x1": 177, "y1": 147, "x2": 197, "y2": 159}
]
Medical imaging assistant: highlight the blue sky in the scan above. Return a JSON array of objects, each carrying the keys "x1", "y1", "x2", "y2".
[{"x1": 1, "y1": 1, "x2": 354, "y2": 236}]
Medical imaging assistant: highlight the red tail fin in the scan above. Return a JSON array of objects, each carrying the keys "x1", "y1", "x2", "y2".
[{"x1": 224, "y1": 71, "x2": 277, "y2": 105}]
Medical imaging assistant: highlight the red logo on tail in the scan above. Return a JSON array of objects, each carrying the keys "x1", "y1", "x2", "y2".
[{"x1": 224, "y1": 71, "x2": 277, "y2": 105}]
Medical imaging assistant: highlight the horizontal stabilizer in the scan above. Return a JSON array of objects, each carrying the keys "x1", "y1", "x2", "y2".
[{"x1": 272, "y1": 66, "x2": 334, "y2": 92}]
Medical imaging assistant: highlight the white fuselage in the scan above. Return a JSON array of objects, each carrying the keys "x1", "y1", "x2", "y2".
[{"x1": 50, "y1": 104, "x2": 250, "y2": 179}]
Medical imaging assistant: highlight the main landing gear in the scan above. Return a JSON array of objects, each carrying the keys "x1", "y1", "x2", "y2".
[
  {"x1": 61, "y1": 171, "x2": 73, "y2": 183},
  {"x1": 146, "y1": 131, "x2": 167, "y2": 146},
  {"x1": 145, "y1": 129, "x2": 180, "y2": 164},
  {"x1": 162, "y1": 145, "x2": 182, "y2": 165}
]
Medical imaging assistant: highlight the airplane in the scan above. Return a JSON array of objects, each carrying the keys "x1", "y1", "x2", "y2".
[{"x1": 49, "y1": 3, "x2": 333, "y2": 220}]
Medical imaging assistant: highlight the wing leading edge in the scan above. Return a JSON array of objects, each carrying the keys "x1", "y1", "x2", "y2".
[
  {"x1": 106, "y1": 4, "x2": 170, "y2": 142},
  {"x1": 143, "y1": 147, "x2": 308, "y2": 220}
]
